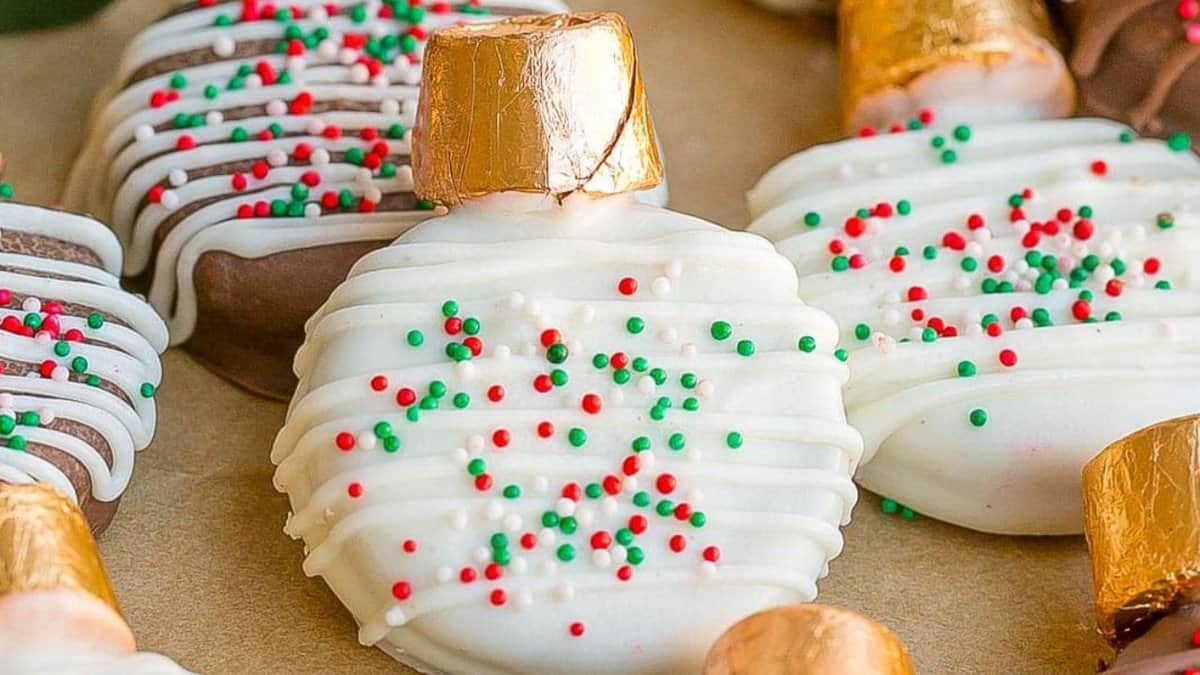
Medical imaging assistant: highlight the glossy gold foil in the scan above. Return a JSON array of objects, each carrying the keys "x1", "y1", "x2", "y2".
[
  {"x1": 702, "y1": 604, "x2": 915, "y2": 675},
  {"x1": 414, "y1": 12, "x2": 664, "y2": 206},
  {"x1": 839, "y1": 0, "x2": 1061, "y2": 131},
  {"x1": 0, "y1": 483, "x2": 120, "y2": 614},
  {"x1": 1083, "y1": 414, "x2": 1200, "y2": 647}
]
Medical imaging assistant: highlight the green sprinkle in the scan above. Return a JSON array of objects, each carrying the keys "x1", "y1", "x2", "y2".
[
  {"x1": 690, "y1": 512, "x2": 707, "y2": 528},
  {"x1": 831, "y1": 255, "x2": 849, "y2": 272},
  {"x1": 680, "y1": 372, "x2": 698, "y2": 389},
  {"x1": 429, "y1": 380, "x2": 447, "y2": 398},
  {"x1": 897, "y1": 199, "x2": 912, "y2": 215},
  {"x1": 0, "y1": 415, "x2": 13, "y2": 434},
  {"x1": 7, "y1": 436, "x2": 26, "y2": 451},
  {"x1": 834, "y1": 348, "x2": 849, "y2": 362},
  {"x1": 467, "y1": 458, "x2": 486, "y2": 476},
  {"x1": 881, "y1": 498, "x2": 899, "y2": 514},
  {"x1": 70, "y1": 356, "x2": 88, "y2": 373},
  {"x1": 854, "y1": 323, "x2": 871, "y2": 341},
  {"x1": 1168, "y1": 132, "x2": 1192, "y2": 152},
  {"x1": 626, "y1": 317, "x2": 645, "y2": 334},
  {"x1": 726, "y1": 432, "x2": 743, "y2": 450},
  {"x1": 406, "y1": 330, "x2": 424, "y2": 347},
  {"x1": 953, "y1": 125, "x2": 972, "y2": 142},
  {"x1": 592, "y1": 353, "x2": 609, "y2": 369},
  {"x1": 453, "y1": 393, "x2": 470, "y2": 409},
  {"x1": 383, "y1": 436, "x2": 400, "y2": 453},
  {"x1": 546, "y1": 343, "x2": 569, "y2": 364},
  {"x1": 613, "y1": 369, "x2": 631, "y2": 385},
  {"x1": 803, "y1": 212, "x2": 821, "y2": 227},
  {"x1": 736, "y1": 339, "x2": 755, "y2": 357},
  {"x1": 1157, "y1": 213, "x2": 1175, "y2": 230},
  {"x1": 502, "y1": 484, "x2": 521, "y2": 499},
  {"x1": 373, "y1": 421, "x2": 393, "y2": 439},
  {"x1": 631, "y1": 357, "x2": 648, "y2": 373},
  {"x1": 568, "y1": 427, "x2": 587, "y2": 448},
  {"x1": 956, "y1": 361, "x2": 977, "y2": 378},
  {"x1": 556, "y1": 544, "x2": 576, "y2": 562},
  {"x1": 550, "y1": 369, "x2": 568, "y2": 386},
  {"x1": 940, "y1": 149, "x2": 958, "y2": 164},
  {"x1": 710, "y1": 321, "x2": 733, "y2": 341},
  {"x1": 969, "y1": 408, "x2": 989, "y2": 427},
  {"x1": 542, "y1": 511, "x2": 560, "y2": 528},
  {"x1": 559, "y1": 516, "x2": 578, "y2": 535},
  {"x1": 961, "y1": 257, "x2": 978, "y2": 272},
  {"x1": 585, "y1": 483, "x2": 602, "y2": 499},
  {"x1": 1118, "y1": 130, "x2": 1135, "y2": 143},
  {"x1": 627, "y1": 546, "x2": 645, "y2": 565},
  {"x1": 632, "y1": 491, "x2": 651, "y2": 508},
  {"x1": 668, "y1": 433, "x2": 686, "y2": 451},
  {"x1": 86, "y1": 313, "x2": 104, "y2": 329},
  {"x1": 633, "y1": 436, "x2": 651, "y2": 452},
  {"x1": 656, "y1": 500, "x2": 674, "y2": 517},
  {"x1": 441, "y1": 300, "x2": 459, "y2": 317},
  {"x1": 797, "y1": 336, "x2": 816, "y2": 353}
]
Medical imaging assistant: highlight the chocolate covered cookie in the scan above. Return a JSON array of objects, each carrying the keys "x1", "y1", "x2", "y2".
[
  {"x1": 0, "y1": 201, "x2": 167, "y2": 534},
  {"x1": 64, "y1": 0, "x2": 572, "y2": 400}
]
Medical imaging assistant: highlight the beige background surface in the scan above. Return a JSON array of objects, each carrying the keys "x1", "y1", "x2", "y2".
[{"x1": 0, "y1": 1, "x2": 1104, "y2": 672}]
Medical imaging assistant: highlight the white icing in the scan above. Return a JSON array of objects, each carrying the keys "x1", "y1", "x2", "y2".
[
  {"x1": 0, "y1": 205, "x2": 166, "y2": 510},
  {"x1": 272, "y1": 193, "x2": 860, "y2": 674},
  {"x1": 62, "y1": 0, "x2": 676, "y2": 349},
  {"x1": 748, "y1": 118, "x2": 1200, "y2": 534}
]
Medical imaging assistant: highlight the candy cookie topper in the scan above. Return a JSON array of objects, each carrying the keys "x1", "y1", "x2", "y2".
[
  {"x1": 840, "y1": 0, "x2": 1074, "y2": 133},
  {"x1": 415, "y1": 12, "x2": 664, "y2": 205}
]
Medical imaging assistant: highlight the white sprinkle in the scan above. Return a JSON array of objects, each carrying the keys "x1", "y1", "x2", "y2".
[
  {"x1": 533, "y1": 476, "x2": 549, "y2": 494},
  {"x1": 592, "y1": 550, "x2": 612, "y2": 568},
  {"x1": 641, "y1": 451, "x2": 656, "y2": 470},
  {"x1": 834, "y1": 162, "x2": 854, "y2": 180},
  {"x1": 697, "y1": 381, "x2": 715, "y2": 398},
  {"x1": 700, "y1": 562, "x2": 718, "y2": 579},
  {"x1": 168, "y1": 169, "x2": 188, "y2": 187},
  {"x1": 311, "y1": 148, "x2": 331, "y2": 166},
  {"x1": 576, "y1": 506, "x2": 595, "y2": 528},
  {"x1": 0, "y1": 394, "x2": 12, "y2": 408},
  {"x1": 285, "y1": 56, "x2": 306, "y2": 75},
  {"x1": 872, "y1": 334, "x2": 897, "y2": 355},
  {"x1": 493, "y1": 344, "x2": 512, "y2": 360},
  {"x1": 22, "y1": 297, "x2": 41, "y2": 313},
  {"x1": 267, "y1": 150, "x2": 289, "y2": 167},
  {"x1": 687, "y1": 448, "x2": 704, "y2": 462},
  {"x1": 554, "y1": 583, "x2": 575, "y2": 602},
  {"x1": 637, "y1": 376, "x2": 656, "y2": 395},
  {"x1": 436, "y1": 566, "x2": 453, "y2": 583},
  {"x1": 304, "y1": 203, "x2": 322, "y2": 219},
  {"x1": 607, "y1": 387, "x2": 624, "y2": 405},
  {"x1": 1014, "y1": 318, "x2": 1034, "y2": 330},
  {"x1": 555, "y1": 498, "x2": 576, "y2": 517},
  {"x1": 651, "y1": 276, "x2": 671, "y2": 296},
  {"x1": 134, "y1": 124, "x2": 155, "y2": 142},
  {"x1": 611, "y1": 546, "x2": 628, "y2": 564},
  {"x1": 621, "y1": 476, "x2": 638, "y2": 493},
  {"x1": 510, "y1": 557, "x2": 528, "y2": 575},
  {"x1": 356, "y1": 432, "x2": 378, "y2": 451},
  {"x1": 515, "y1": 588, "x2": 534, "y2": 610},
  {"x1": 316, "y1": 39, "x2": 338, "y2": 60},
  {"x1": 350, "y1": 63, "x2": 371, "y2": 84},
  {"x1": 306, "y1": 118, "x2": 327, "y2": 135},
  {"x1": 451, "y1": 509, "x2": 468, "y2": 530},
  {"x1": 473, "y1": 547, "x2": 491, "y2": 564},
  {"x1": 266, "y1": 99, "x2": 287, "y2": 117},
  {"x1": 680, "y1": 343, "x2": 698, "y2": 358},
  {"x1": 666, "y1": 260, "x2": 684, "y2": 279},
  {"x1": 213, "y1": 36, "x2": 235, "y2": 58},
  {"x1": 687, "y1": 488, "x2": 704, "y2": 504},
  {"x1": 339, "y1": 47, "x2": 359, "y2": 66},
  {"x1": 385, "y1": 607, "x2": 407, "y2": 627},
  {"x1": 952, "y1": 275, "x2": 971, "y2": 291},
  {"x1": 450, "y1": 447, "x2": 468, "y2": 465},
  {"x1": 381, "y1": 99, "x2": 401, "y2": 116},
  {"x1": 37, "y1": 407, "x2": 54, "y2": 425},
  {"x1": 658, "y1": 327, "x2": 678, "y2": 344},
  {"x1": 964, "y1": 242, "x2": 982, "y2": 258},
  {"x1": 456, "y1": 360, "x2": 476, "y2": 380},
  {"x1": 541, "y1": 561, "x2": 559, "y2": 577},
  {"x1": 538, "y1": 528, "x2": 557, "y2": 547},
  {"x1": 504, "y1": 514, "x2": 523, "y2": 532},
  {"x1": 601, "y1": 497, "x2": 619, "y2": 516},
  {"x1": 484, "y1": 500, "x2": 504, "y2": 521},
  {"x1": 245, "y1": 74, "x2": 263, "y2": 89},
  {"x1": 467, "y1": 435, "x2": 485, "y2": 454},
  {"x1": 160, "y1": 190, "x2": 180, "y2": 210},
  {"x1": 883, "y1": 290, "x2": 901, "y2": 305},
  {"x1": 579, "y1": 304, "x2": 596, "y2": 323},
  {"x1": 883, "y1": 308, "x2": 900, "y2": 326}
]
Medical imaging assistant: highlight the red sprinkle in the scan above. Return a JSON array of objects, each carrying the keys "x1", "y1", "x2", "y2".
[
  {"x1": 617, "y1": 277, "x2": 638, "y2": 296},
  {"x1": 347, "y1": 482, "x2": 364, "y2": 498},
  {"x1": 998, "y1": 349, "x2": 1018, "y2": 368},
  {"x1": 391, "y1": 581, "x2": 412, "y2": 600},
  {"x1": 335, "y1": 432, "x2": 356, "y2": 451}
]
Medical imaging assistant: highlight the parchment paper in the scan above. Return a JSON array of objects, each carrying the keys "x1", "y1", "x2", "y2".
[{"x1": 0, "y1": 1, "x2": 1105, "y2": 672}]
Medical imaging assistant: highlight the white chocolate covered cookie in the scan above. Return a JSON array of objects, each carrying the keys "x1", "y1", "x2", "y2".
[
  {"x1": 272, "y1": 192, "x2": 862, "y2": 673},
  {"x1": 749, "y1": 118, "x2": 1200, "y2": 535}
]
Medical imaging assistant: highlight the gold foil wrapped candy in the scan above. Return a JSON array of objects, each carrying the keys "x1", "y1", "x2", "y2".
[
  {"x1": 0, "y1": 483, "x2": 135, "y2": 656},
  {"x1": 414, "y1": 12, "x2": 664, "y2": 206},
  {"x1": 1083, "y1": 414, "x2": 1200, "y2": 646},
  {"x1": 839, "y1": 0, "x2": 1074, "y2": 132},
  {"x1": 702, "y1": 604, "x2": 915, "y2": 674}
]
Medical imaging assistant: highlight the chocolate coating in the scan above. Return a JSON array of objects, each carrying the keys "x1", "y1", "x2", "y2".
[
  {"x1": 1107, "y1": 602, "x2": 1200, "y2": 674},
  {"x1": 1066, "y1": 0, "x2": 1200, "y2": 137}
]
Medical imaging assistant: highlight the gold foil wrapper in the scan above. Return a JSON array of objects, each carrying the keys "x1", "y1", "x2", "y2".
[
  {"x1": 1083, "y1": 414, "x2": 1200, "y2": 647},
  {"x1": 414, "y1": 12, "x2": 664, "y2": 206},
  {"x1": 0, "y1": 483, "x2": 120, "y2": 615},
  {"x1": 839, "y1": 0, "x2": 1062, "y2": 131},
  {"x1": 702, "y1": 604, "x2": 915, "y2": 675}
]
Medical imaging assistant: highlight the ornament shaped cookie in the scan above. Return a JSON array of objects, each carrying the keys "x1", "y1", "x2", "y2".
[
  {"x1": 0, "y1": 483, "x2": 194, "y2": 674},
  {"x1": 272, "y1": 14, "x2": 861, "y2": 674},
  {"x1": 1064, "y1": 0, "x2": 1200, "y2": 139},
  {"x1": 749, "y1": 118, "x2": 1200, "y2": 535},
  {"x1": 840, "y1": 0, "x2": 1073, "y2": 134},
  {"x1": 0, "y1": 197, "x2": 167, "y2": 534},
  {"x1": 63, "y1": 0, "x2": 576, "y2": 400}
]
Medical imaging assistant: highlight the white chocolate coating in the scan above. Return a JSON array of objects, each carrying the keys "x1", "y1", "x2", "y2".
[
  {"x1": 11, "y1": 652, "x2": 194, "y2": 675},
  {"x1": 749, "y1": 118, "x2": 1200, "y2": 535},
  {"x1": 272, "y1": 193, "x2": 861, "y2": 674},
  {"x1": 0, "y1": 203, "x2": 167, "y2": 510}
]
